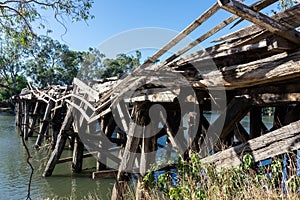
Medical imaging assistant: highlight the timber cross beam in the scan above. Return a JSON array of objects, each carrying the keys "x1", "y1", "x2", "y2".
[{"x1": 218, "y1": 0, "x2": 300, "y2": 44}]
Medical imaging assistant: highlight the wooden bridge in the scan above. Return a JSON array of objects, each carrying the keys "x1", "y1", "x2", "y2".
[{"x1": 12, "y1": 0, "x2": 300, "y2": 199}]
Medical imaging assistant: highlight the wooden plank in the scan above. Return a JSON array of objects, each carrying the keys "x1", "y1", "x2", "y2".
[
  {"x1": 43, "y1": 109, "x2": 74, "y2": 177},
  {"x1": 92, "y1": 170, "x2": 118, "y2": 179},
  {"x1": 141, "y1": 3, "x2": 220, "y2": 66},
  {"x1": 190, "y1": 49, "x2": 300, "y2": 90},
  {"x1": 164, "y1": 0, "x2": 277, "y2": 65},
  {"x1": 73, "y1": 78, "x2": 99, "y2": 101},
  {"x1": 218, "y1": 0, "x2": 300, "y2": 44},
  {"x1": 35, "y1": 100, "x2": 54, "y2": 148},
  {"x1": 251, "y1": 93, "x2": 300, "y2": 105},
  {"x1": 201, "y1": 119, "x2": 300, "y2": 168},
  {"x1": 267, "y1": 36, "x2": 298, "y2": 52},
  {"x1": 57, "y1": 152, "x2": 97, "y2": 164},
  {"x1": 214, "y1": 3, "x2": 300, "y2": 43},
  {"x1": 72, "y1": 134, "x2": 85, "y2": 173}
]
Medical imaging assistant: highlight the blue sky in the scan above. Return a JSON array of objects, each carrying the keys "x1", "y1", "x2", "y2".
[{"x1": 38, "y1": 0, "x2": 282, "y2": 59}]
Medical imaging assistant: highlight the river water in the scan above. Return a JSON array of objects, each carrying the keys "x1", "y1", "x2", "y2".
[
  {"x1": 0, "y1": 112, "x2": 275, "y2": 200},
  {"x1": 0, "y1": 113, "x2": 114, "y2": 200}
]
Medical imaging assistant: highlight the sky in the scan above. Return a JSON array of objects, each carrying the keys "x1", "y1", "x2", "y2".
[{"x1": 36, "y1": 0, "x2": 282, "y2": 59}]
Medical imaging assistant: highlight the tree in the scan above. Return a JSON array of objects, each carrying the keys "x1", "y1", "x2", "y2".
[
  {"x1": 77, "y1": 47, "x2": 105, "y2": 81},
  {"x1": 26, "y1": 36, "x2": 83, "y2": 87},
  {"x1": 0, "y1": 34, "x2": 29, "y2": 99},
  {"x1": 78, "y1": 49, "x2": 141, "y2": 80},
  {"x1": 100, "y1": 51, "x2": 141, "y2": 78},
  {"x1": 0, "y1": 0, "x2": 94, "y2": 45}
]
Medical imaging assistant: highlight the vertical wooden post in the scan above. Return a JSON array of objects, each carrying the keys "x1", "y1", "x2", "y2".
[
  {"x1": 273, "y1": 105, "x2": 289, "y2": 130},
  {"x1": 43, "y1": 108, "x2": 73, "y2": 177},
  {"x1": 23, "y1": 100, "x2": 30, "y2": 140},
  {"x1": 112, "y1": 104, "x2": 144, "y2": 200},
  {"x1": 35, "y1": 100, "x2": 54, "y2": 148},
  {"x1": 188, "y1": 111, "x2": 200, "y2": 156},
  {"x1": 28, "y1": 101, "x2": 40, "y2": 137},
  {"x1": 15, "y1": 102, "x2": 21, "y2": 127},
  {"x1": 250, "y1": 107, "x2": 262, "y2": 139},
  {"x1": 72, "y1": 133, "x2": 85, "y2": 173}
]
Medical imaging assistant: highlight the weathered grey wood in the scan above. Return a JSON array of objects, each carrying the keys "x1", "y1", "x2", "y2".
[
  {"x1": 165, "y1": 0, "x2": 277, "y2": 66},
  {"x1": 57, "y1": 152, "x2": 97, "y2": 164},
  {"x1": 141, "y1": 3, "x2": 220, "y2": 66},
  {"x1": 72, "y1": 134, "x2": 85, "y2": 173},
  {"x1": 201, "y1": 119, "x2": 300, "y2": 168},
  {"x1": 35, "y1": 100, "x2": 54, "y2": 148},
  {"x1": 92, "y1": 170, "x2": 118, "y2": 179},
  {"x1": 267, "y1": 36, "x2": 298, "y2": 52},
  {"x1": 43, "y1": 109, "x2": 73, "y2": 177},
  {"x1": 215, "y1": 3, "x2": 300, "y2": 43},
  {"x1": 200, "y1": 97, "x2": 252, "y2": 157},
  {"x1": 73, "y1": 78, "x2": 99, "y2": 101},
  {"x1": 191, "y1": 49, "x2": 300, "y2": 90},
  {"x1": 218, "y1": 0, "x2": 300, "y2": 44},
  {"x1": 28, "y1": 101, "x2": 40, "y2": 137},
  {"x1": 23, "y1": 101, "x2": 30, "y2": 140}
]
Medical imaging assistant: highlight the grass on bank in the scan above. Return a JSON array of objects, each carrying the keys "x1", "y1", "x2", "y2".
[
  {"x1": 47, "y1": 153, "x2": 300, "y2": 200},
  {"x1": 141, "y1": 153, "x2": 300, "y2": 200}
]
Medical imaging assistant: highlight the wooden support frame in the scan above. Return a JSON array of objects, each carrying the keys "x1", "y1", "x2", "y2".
[
  {"x1": 218, "y1": 0, "x2": 300, "y2": 44},
  {"x1": 201, "y1": 119, "x2": 300, "y2": 168}
]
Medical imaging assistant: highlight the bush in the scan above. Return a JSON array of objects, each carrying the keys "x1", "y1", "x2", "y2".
[{"x1": 143, "y1": 153, "x2": 300, "y2": 200}]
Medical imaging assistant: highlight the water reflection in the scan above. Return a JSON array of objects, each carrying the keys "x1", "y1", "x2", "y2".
[{"x1": 0, "y1": 113, "x2": 114, "y2": 200}]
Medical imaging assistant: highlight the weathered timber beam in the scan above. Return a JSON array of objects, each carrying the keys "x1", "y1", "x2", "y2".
[
  {"x1": 165, "y1": 0, "x2": 277, "y2": 66},
  {"x1": 250, "y1": 107, "x2": 262, "y2": 139},
  {"x1": 201, "y1": 119, "x2": 300, "y2": 168},
  {"x1": 191, "y1": 49, "x2": 300, "y2": 90},
  {"x1": 250, "y1": 93, "x2": 300, "y2": 106},
  {"x1": 57, "y1": 152, "x2": 97, "y2": 164},
  {"x1": 215, "y1": 3, "x2": 300, "y2": 43},
  {"x1": 92, "y1": 170, "x2": 118, "y2": 179},
  {"x1": 73, "y1": 78, "x2": 99, "y2": 101},
  {"x1": 200, "y1": 97, "x2": 252, "y2": 157},
  {"x1": 218, "y1": 0, "x2": 300, "y2": 44},
  {"x1": 141, "y1": 3, "x2": 220, "y2": 66},
  {"x1": 97, "y1": 3, "x2": 221, "y2": 114},
  {"x1": 267, "y1": 36, "x2": 298, "y2": 52}
]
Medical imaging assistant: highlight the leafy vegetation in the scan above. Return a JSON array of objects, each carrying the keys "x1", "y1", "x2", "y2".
[
  {"x1": 142, "y1": 153, "x2": 300, "y2": 200},
  {"x1": 25, "y1": 36, "x2": 83, "y2": 87},
  {"x1": 0, "y1": 0, "x2": 94, "y2": 46}
]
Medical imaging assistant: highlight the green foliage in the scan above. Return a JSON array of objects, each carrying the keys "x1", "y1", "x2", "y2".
[
  {"x1": 0, "y1": 75, "x2": 27, "y2": 102},
  {"x1": 143, "y1": 153, "x2": 300, "y2": 200},
  {"x1": 78, "y1": 49, "x2": 141, "y2": 80},
  {"x1": 0, "y1": 0, "x2": 94, "y2": 46},
  {"x1": 25, "y1": 36, "x2": 83, "y2": 87}
]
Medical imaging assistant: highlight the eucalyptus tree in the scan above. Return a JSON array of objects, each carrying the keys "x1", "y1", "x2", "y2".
[
  {"x1": 26, "y1": 36, "x2": 83, "y2": 87},
  {"x1": 0, "y1": 0, "x2": 94, "y2": 45}
]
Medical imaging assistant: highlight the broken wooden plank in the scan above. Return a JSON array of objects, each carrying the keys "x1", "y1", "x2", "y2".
[
  {"x1": 141, "y1": 3, "x2": 220, "y2": 66},
  {"x1": 218, "y1": 0, "x2": 300, "y2": 44},
  {"x1": 214, "y1": 3, "x2": 300, "y2": 43},
  {"x1": 191, "y1": 49, "x2": 300, "y2": 90},
  {"x1": 201, "y1": 119, "x2": 300, "y2": 168},
  {"x1": 73, "y1": 78, "x2": 99, "y2": 101},
  {"x1": 164, "y1": 0, "x2": 277, "y2": 66}
]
